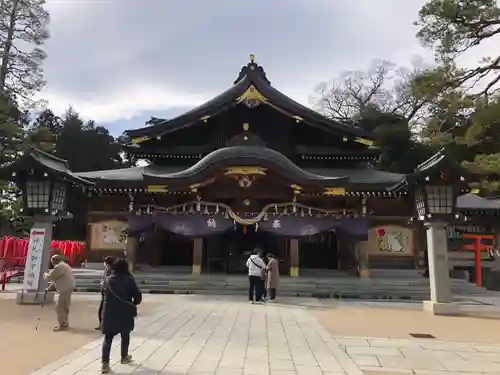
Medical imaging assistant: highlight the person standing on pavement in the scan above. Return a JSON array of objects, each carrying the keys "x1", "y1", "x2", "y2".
[
  {"x1": 261, "y1": 253, "x2": 269, "y2": 301},
  {"x1": 101, "y1": 258, "x2": 142, "y2": 374},
  {"x1": 245, "y1": 248, "x2": 266, "y2": 304},
  {"x1": 95, "y1": 256, "x2": 115, "y2": 330},
  {"x1": 43, "y1": 254, "x2": 75, "y2": 332},
  {"x1": 266, "y1": 253, "x2": 280, "y2": 302}
]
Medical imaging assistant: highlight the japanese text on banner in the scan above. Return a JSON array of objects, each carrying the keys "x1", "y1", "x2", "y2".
[{"x1": 22, "y1": 229, "x2": 46, "y2": 291}]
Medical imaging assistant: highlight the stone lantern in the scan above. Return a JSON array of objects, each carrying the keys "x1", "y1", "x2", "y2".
[
  {"x1": 391, "y1": 150, "x2": 470, "y2": 315},
  {"x1": 0, "y1": 148, "x2": 93, "y2": 304}
]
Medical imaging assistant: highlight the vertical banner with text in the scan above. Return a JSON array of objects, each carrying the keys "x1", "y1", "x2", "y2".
[{"x1": 22, "y1": 228, "x2": 46, "y2": 291}]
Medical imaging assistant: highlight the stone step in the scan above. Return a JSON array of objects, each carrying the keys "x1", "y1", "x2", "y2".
[
  {"x1": 8, "y1": 271, "x2": 494, "y2": 298},
  {"x1": 70, "y1": 285, "x2": 430, "y2": 300}
]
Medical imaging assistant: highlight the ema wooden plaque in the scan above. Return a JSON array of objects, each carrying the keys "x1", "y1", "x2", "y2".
[{"x1": 89, "y1": 220, "x2": 128, "y2": 251}]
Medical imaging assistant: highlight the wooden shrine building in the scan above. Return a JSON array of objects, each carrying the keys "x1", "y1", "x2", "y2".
[{"x1": 0, "y1": 56, "x2": 475, "y2": 276}]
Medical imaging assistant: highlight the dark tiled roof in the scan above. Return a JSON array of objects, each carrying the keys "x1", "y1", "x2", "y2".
[
  {"x1": 125, "y1": 61, "x2": 372, "y2": 140},
  {"x1": 457, "y1": 193, "x2": 500, "y2": 211},
  {"x1": 0, "y1": 148, "x2": 93, "y2": 187},
  {"x1": 305, "y1": 168, "x2": 403, "y2": 186},
  {"x1": 140, "y1": 146, "x2": 349, "y2": 187}
]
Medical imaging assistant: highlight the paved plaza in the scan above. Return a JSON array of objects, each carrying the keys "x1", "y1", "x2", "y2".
[{"x1": 13, "y1": 294, "x2": 500, "y2": 375}]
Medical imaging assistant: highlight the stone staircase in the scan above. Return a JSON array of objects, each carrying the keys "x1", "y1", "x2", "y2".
[{"x1": 8, "y1": 268, "x2": 496, "y2": 300}]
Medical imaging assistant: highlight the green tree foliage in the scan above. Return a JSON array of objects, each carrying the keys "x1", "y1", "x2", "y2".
[
  {"x1": 0, "y1": 95, "x2": 52, "y2": 232},
  {"x1": 28, "y1": 108, "x2": 127, "y2": 239},
  {"x1": 414, "y1": 0, "x2": 500, "y2": 193},
  {"x1": 416, "y1": 0, "x2": 500, "y2": 100},
  {"x1": 0, "y1": 0, "x2": 50, "y2": 231},
  {"x1": 53, "y1": 108, "x2": 124, "y2": 172},
  {"x1": 356, "y1": 108, "x2": 433, "y2": 174},
  {"x1": 458, "y1": 95, "x2": 500, "y2": 192}
]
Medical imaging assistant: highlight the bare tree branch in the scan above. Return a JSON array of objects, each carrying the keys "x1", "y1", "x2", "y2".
[{"x1": 311, "y1": 59, "x2": 431, "y2": 125}]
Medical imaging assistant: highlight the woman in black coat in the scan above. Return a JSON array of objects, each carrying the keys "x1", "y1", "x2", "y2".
[
  {"x1": 95, "y1": 256, "x2": 115, "y2": 330},
  {"x1": 101, "y1": 258, "x2": 142, "y2": 374}
]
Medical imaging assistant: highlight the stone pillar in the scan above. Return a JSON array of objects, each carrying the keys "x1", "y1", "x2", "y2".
[
  {"x1": 289, "y1": 238, "x2": 299, "y2": 277},
  {"x1": 422, "y1": 221, "x2": 458, "y2": 315},
  {"x1": 192, "y1": 238, "x2": 203, "y2": 275},
  {"x1": 16, "y1": 217, "x2": 55, "y2": 305},
  {"x1": 125, "y1": 236, "x2": 138, "y2": 273},
  {"x1": 412, "y1": 226, "x2": 422, "y2": 268}
]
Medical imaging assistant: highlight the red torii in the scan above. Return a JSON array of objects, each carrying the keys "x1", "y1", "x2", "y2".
[{"x1": 461, "y1": 233, "x2": 496, "y2": 287}]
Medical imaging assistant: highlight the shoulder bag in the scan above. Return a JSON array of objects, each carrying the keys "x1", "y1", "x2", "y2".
[
  {"x1": 249, "y1": 258, "x2": 266, "y2": 280},
  {"x1": 104, "y1": 277, "x2": 138, "y2": 317}
]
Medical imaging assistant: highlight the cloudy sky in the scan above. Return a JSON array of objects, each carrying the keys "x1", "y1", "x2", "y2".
[{"x1": 40, "y1": 0, "x2": 495, "y2": 136}]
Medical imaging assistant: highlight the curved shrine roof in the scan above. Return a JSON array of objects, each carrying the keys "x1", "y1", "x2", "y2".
[
  {"x1": 125, "y1": 57, "x2": 373, "y2": 142},
  {"x1": 75, "y1": 146, "x2": 401, "y2": 190},
  {"x1": 0, "y1": 148, "x2": 93, "y2": 187}
]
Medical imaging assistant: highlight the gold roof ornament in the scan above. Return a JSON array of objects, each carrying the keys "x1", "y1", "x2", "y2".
[
  {"x1": 131, "y1": 136, "x2": 151, "y2": 145},
  {"x1": 291, "y1": 184, "x2": 302, "y2": 195},
  {"x1": 225, "y1": 166, "x2": 267, "y2": 176},
  {"x1": 355, "y1": 137, "x2": 374, "y2": 146},
  {"x1": 147, "y1": 185, "x2": 168, "y2": 193},
  {"x1": 189, "y1": 183, "x2": 200, "y2": 193},
  {"x1": 250, "y1": 54, "x2": 255, "y2": 63},
  {"x1": 324, "y1": 187, "x2": 346, "y2": 196},
  {"x1": 237, "y1": 85, "x2": 267, "y2": 108}
]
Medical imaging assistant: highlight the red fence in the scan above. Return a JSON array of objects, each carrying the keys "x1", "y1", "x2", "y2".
[
  {"x1": 0, "y1": 236, "x2": 85, "y2": 268},
  {"x1": 0, "y1": 236, "x2": 86, "y2": 290}
]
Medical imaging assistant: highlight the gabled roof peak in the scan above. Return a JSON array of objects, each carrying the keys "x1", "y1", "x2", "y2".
[{"x1": 233, "y1": 54, "x2": 270, "y2": 85}]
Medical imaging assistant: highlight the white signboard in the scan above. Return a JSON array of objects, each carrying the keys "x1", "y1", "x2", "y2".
[{"x1": 22, "y1": 228, "x2": 46, "y2": 291}]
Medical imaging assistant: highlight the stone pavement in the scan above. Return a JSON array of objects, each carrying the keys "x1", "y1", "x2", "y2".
[{"x1": 28, "y1": 295, "x2": 500, "y2": 375}]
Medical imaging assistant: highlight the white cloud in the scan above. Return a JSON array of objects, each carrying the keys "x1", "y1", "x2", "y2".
[
  {"x1": 40, "y1": 85, "x2": 209, "y2": 123},
  {"x1": 38, "y1": 0, "x2": 500, "y2": 127}
]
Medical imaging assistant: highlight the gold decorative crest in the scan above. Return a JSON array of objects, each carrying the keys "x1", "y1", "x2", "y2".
[
  {"x1": 324, "y1": 187, "x2": 346, "y2": 196},
  {"x1": 237, "y1": 85, "x2": 268, "y2": 108}
]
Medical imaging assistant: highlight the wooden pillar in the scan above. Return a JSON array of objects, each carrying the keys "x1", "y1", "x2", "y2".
[
  {"x1": 289, "y1": 238, "x2": 299, "y2": 276},
  {"x1": 357, "y1": 243, "x2": 370, "y2": 278},
  {"x1": 192, "y1": 238, "x2": 203, "y2": 275},
  {"x1": 125, "y1": 236, "x2": 138, "y2": 272}
]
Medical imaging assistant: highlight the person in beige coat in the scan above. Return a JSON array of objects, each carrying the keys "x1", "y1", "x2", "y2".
[
  {"x1": 43, "y1": 254, "x2": 75, "y2": 331},
  {"x1": 266, "y1": 253, "x2": 280, "y2": 301}
]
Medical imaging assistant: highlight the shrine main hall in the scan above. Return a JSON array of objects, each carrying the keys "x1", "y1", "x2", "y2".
[{"x1": 2, "y1": 56, "x2": 488, "y2": 283}]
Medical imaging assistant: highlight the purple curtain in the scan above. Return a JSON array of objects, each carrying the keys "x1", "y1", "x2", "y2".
[
  {"x1": 127, "y1": 213, "x2": 368, "y2": 239},
  {"x1": 336, "y1": 218, "x2": 368, "y2": 240},
  {"x1": 127, "y1": 214, "x2": 154, "y2": 237},
  {"x1": 155, "y1": 213, "x2": 234, "y2": 237},
  {"x1": 258, "y1": 215, "x2": 368, "y2": 239},
  {"x1": 258, "y1": 216, "x2": 338, "y2": 236}
]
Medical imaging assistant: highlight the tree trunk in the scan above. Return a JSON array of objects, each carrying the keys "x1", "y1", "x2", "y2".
[{"x1": 0, "y1": 0, "x2": 20, "y2": 92}]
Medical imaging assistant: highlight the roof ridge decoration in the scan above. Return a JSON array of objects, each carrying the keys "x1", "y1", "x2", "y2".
[{"x1": 233, "y1": 54, "x2": 271, "y2": 85}]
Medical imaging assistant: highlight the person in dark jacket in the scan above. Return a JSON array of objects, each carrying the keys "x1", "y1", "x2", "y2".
[
  {"x1": 95, "y1": 256, "x2": 115, "y2": 330},
  {"x1": 100, "y1": 258, "x2": 142, "y2": 374}
]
